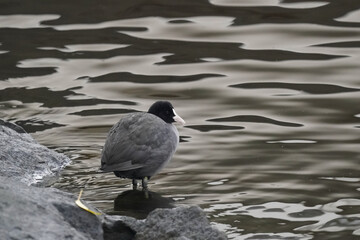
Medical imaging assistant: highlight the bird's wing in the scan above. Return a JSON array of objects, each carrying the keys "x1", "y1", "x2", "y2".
[{"x1": 100, "y1": 113, "x2": 178, "y2": 172}]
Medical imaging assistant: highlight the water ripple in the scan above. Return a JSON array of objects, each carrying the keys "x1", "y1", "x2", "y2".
[
  {"x1": 208, "y1": 115, "x2": 303, "y2": 127},
  {"x1": 206, "y1": 199, "x2": 360, "y2": 238},
  {"x1": 186, "y1": 124, "x2": 244, "y2": 132},
  {"x1": 0, "y1": 87, "x2": 135, "y2": 108},
  {"x1": 87, "y1": 72, "x2": 224, "y2": 84},
  {"x1": 231, "y1": 82, "x2": 360, "y2": 94}
]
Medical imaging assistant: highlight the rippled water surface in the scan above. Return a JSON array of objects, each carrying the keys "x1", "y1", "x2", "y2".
[{"x1": 1, "y1": 0, "x2": 360, "y2": 239}]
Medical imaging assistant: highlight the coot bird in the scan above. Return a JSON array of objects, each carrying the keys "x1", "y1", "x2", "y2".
[{"x1": 100, "y1": 101, "x2": 185, "y2": 191}]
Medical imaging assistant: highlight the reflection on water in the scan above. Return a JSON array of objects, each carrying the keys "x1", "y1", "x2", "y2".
[
  {"x1": 206, "y1": 198, "x2": 360, "y2": 239},
  {"x1": 1, "y1": 0, "x2": 360, "y2": 239},
  {"x1": 112, "y1": 190, "x2": 175, "y2": 219}
]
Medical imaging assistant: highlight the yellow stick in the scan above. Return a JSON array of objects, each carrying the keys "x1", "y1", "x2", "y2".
[{"x1": 75, "y1": 189, "x2": 102, "y2": 216}]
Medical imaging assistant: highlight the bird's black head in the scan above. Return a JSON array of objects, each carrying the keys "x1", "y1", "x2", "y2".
[
  {"x1": 148, "y1": 101, "x2": 176, "y2": 124},
  {"x1": 148, "y1": 101, "x2": 186, "y2": 125}
]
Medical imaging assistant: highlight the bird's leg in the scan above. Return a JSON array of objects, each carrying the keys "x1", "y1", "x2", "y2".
[
  {"x1": 142, "y1": 177, "x2": 149, "y2": 199},
  {"x1": 132, "y1": 179, "x2": 138, "y2": 190},
  {"x1": 141, "y1": 177, "x2": 148, "y2": 190}
]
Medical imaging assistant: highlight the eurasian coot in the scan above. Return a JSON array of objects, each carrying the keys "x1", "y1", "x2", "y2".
[{"x1": 100, "y1": 101, "x2": 185, "y2": 192}]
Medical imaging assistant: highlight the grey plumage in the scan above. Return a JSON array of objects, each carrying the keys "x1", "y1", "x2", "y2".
[{"x1": 100, "y1": 101, "x2": 184, "y2": 190}]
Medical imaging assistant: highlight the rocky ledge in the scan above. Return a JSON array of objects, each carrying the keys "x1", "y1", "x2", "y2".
[
  {"x1": 0, "y1": 120, "x2": 227, "y2": 240},
  {"x1": 0, "y1": 119, "x2": 71, "y2": 185}
]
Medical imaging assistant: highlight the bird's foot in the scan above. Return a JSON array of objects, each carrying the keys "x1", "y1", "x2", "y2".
[{"x1": 142, "y1": 177, "x2": 149, "y2": 199}]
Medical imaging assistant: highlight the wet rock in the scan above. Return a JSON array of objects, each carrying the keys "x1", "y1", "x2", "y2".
[
  {"x1": 0, "y1": 176, "x2": 103, "y2": 240},
  {"x1": 105, "y1": 205, "x2": 228, "y2": 240},
  {"x1": 0, "y1": 119, "x2": 70, "y2": 185}
]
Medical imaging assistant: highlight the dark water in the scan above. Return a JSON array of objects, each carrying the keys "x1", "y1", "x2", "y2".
[{"x1": 1, "y1": 0, "x2": 360, "y2": 239}]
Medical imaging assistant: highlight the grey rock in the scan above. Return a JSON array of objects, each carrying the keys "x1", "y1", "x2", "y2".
[
  {"x1": 105, "y1": 206, "x2": 227, "y2": 240},
  {"x1": 0, "y1": 120, "x2": 227, "y2": 240},
  {"x1": 0, "y1": 176, "x2": 103, "y2": 240},
  {"x1": 0, "y1": 178, "x2": 226, "y2": 240},
  {"x1": 0, "y1": 120, "x2": 70, "y2": 185}
]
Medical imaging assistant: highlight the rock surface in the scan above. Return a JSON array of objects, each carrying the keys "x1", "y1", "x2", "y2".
[
  {"x1": 0, "y1": 119, "x2": 70, "y2": 185},
  {"x1": 0, "y1": 176, "x2": 103, "y2": 240},
  {"x1": 105, "y1": 206, "x2": 228, "y2": 240},
  {"x1": 0, "y1": 120, "x2": 228, "y2": 240}
]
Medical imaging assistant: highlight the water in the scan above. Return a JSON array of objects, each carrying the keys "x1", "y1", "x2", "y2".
[{"x1": 1, "y1": 0, "x2": 360, "y2": 239}]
